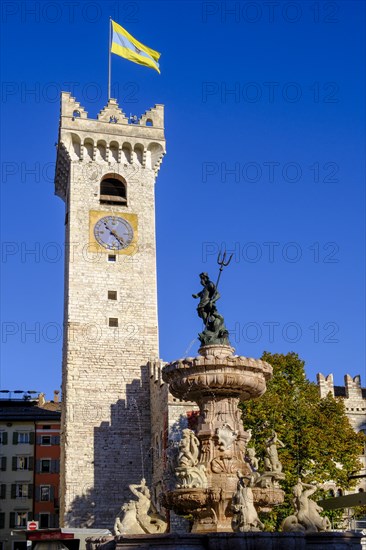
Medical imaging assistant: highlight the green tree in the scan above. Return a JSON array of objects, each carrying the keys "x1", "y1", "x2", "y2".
[{"x1": 239, "y1": 352, "x2": 365, "y2": 529}]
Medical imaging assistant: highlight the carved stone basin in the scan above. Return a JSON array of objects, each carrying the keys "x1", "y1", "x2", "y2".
[
  {"x1": 162, "y1": 345, "x2": 272, "y2": 402},
  {"x1": 162, "y1": 485, "x2": 285, "y2": 531},
  {"x1": 252, "y1": 486, "x2": 285, "y2": 513},
  {"x1": 162, "y1": 487, "x2": 236, "y2": 532},
  {"x1": 162, "y1": 487, "x2": 208, "y2": 515}
]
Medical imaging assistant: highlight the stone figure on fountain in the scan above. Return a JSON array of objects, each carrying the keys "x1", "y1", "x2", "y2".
[
  {"x1": 232, "y1": 472, "x2": 264, "y2": 532},
  {"x1": 251, "y1": 430, "x2": 286, "y2": 489},
  {"x1": 175, "y1": 428, "x2": 208, "y2": 489},
  {"x1": 245, "y1": 446, "x2": 261, "y2": 484},
  {"x1": 264, "y1": 430, "x2": 285, "y2": 473},
  {"x1": 217, "y1": 424, "x2": 238, "y2": 451},
  {"x1": 114, "y1": 478, "x2": 167, "y2": 535},
  {"x1": 178, "y1": 428, "x2": 200, "y2": 466},
  {"x1": 281, "y1": 479, "x2": 331, "y2": 533},
  {"x1": 243, "y1": 432, "x2": 285, "y2": 491}
]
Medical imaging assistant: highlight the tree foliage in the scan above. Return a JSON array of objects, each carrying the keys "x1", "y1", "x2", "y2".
[{"x1": 239, "y1": 352, "x2": 365, "y2": 528}]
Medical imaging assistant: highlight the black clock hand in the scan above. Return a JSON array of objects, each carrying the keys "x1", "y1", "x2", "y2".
[
  {"x1": 111, "y1": 230, "x2": 125, "y2": 246},
  {"x1": 103, "y1": 221, "x2": 125, "y2": 245}
]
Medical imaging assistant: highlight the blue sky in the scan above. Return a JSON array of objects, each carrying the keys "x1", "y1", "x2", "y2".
[{"x1": 1, "y1": 0, "x2": 365, "y2": 399}]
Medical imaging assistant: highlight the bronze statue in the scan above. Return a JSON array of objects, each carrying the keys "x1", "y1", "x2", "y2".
[
  {"x1": 192, "y1": 272, "x2": 219, "y2": 325},
  {"x1": 193, "y1": 273, "x2": 230, "y2": 346}
]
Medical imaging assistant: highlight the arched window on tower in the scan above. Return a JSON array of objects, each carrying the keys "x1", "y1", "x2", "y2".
[{"x1": 100, "y1": 174, "x2": 127, "y2": 205}]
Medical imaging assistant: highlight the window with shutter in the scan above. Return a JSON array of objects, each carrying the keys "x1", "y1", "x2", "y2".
[
  {"x1": 1, "y1": 456, "x2": 6, "y2": 470},
  {"x1": 29, "y1": 457, "x2": 34, "y2": 471},
  {"x1": 9, "y1": 512, "x2": 15, "y2": 528},
  {"x1": 15, "y1": 512, "x2": 28, "y2": 527},
  {"x1": 40, "y1": 486, "x2": 50, "y2": 501},
  {"x1": 15, "y1": 484, "x2": 29, "y2": 498},
  {"x1": 0, "y1": 432, "x2": 7, "y2": 445},
  {"x1": 35, "y1": 486, "x2": 40, "y2": 502},
  {"x1": 41, "y1": 459, "x2": 50, "y2": 473},
  {"x1": 28, "y1": 484, "x2": 34, "y2": 499},
  {"x1": 11, "y1": 484, "x2": 16, "y2": 499},
  {"x1": 18, "y1": 433, "x2": 30, "y2": 444},
  {"x1": 13, "y1": 432, "x2": 19, "y2": 445},
  {"x1": 12, "y1": 456, "x2": 17, "y2": 470},
  {"x1": 0, "y1": 484, "x2": 6, "y2": 499},
  {"x1": 0, "y1": 512, "x2": 5, "y2": 529},
  {"x1": 29, "y1": 432, "x2": 35, "y2": 445}
]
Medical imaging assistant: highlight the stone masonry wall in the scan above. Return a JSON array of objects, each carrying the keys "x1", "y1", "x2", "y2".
[
  {"x1": 149, "y1": 359, "x2": 199, "y2": 533},
  {"x1": 317, "y1": 373, "x2": 366, "y2": 492},
  {"x1": 56, "y1": 93, "x2": 166, "y2": 528}
]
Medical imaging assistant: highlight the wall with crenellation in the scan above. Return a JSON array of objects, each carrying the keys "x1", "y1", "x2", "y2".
[
  {"x1": 317, "y1": 373, "x2": 366, "y2": 493},
  {"x1": 55, "y1": 93, "x2": 166, "y2": 528},
  {"x1": 149, "y1": 359, "x2": 199, "y2": 532}
]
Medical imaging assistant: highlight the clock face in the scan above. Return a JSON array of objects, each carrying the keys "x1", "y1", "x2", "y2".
[{"x1": 94, "y1": 216, "x2": 134, "y2": 250}]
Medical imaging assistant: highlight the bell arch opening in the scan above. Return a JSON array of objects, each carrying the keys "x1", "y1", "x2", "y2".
[{"x1": 100, "y1": 174, "x2": 127, "y2": 205}]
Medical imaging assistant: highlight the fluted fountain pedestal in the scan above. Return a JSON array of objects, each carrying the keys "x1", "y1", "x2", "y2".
[{"x1": 161, "y1": 345, "x2": 284, "y2": 533}]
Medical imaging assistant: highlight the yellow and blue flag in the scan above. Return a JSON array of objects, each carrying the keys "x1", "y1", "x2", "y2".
[{"x1": 111, "y1": 20, "x2": 161, "y2": 73}]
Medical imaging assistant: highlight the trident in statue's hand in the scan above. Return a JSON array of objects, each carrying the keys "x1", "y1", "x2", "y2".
[{"x1": 215, "y1": 249, "x2": 233, "y2": 291}]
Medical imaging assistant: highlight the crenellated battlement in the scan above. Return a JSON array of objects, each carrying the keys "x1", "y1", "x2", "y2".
[
  {"x1": 316, "y1": 373, "x2": 335, "y2": 397},
  {"x1": 317, "y1": 372, "x2": 366, "y2": 433},
  {"x1": 149, "y1": 358, "x2": 166, "y2": 387},
  {"x1": 60, "y1": 92, "x2": 88, "y2": 119},
  {"x1": 55, "y1": 92, "x2": 166, "y2": 201},
  {"x1": 60, "y1": 91, "x2": 164, "y2": 128},
  {"x1": 344, "y1": 374, "x2": 362, "y2": 398},
  {"x1": 317, "y1": 372, "x2": 364, "y2": 399}
]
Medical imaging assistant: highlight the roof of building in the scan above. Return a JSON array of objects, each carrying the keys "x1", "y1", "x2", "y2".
[{"x1": 0, "y1": 399, "x2": 61, "y2": 421}]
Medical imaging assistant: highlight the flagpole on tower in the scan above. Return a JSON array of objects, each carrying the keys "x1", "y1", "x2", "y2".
[{"x1": 108, "y1": 17, "x2": 112, "y2": 100}]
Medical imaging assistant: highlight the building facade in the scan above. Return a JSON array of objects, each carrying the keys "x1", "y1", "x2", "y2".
[
  {"x1": 0, "y1": 394, "x2": 61, "y2": 550},
  {"x1": 34, "y1": 419, "x2": 61, "y2": 528},
  {"x1": 55, "y1": 93, "x2": 166, "y2": 527},
  {"x1": 317, "y1": 373, "x2": 366, "y2": 493}
]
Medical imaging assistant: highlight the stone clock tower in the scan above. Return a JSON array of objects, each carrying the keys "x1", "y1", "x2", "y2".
[{"x1": 55, "y1": 92, "x2": 166, "y2": 527}]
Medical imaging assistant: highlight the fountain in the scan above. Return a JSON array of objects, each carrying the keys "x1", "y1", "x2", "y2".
[{"x1": 161, "y1": 269, "x2": 284, "y2": 532}]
